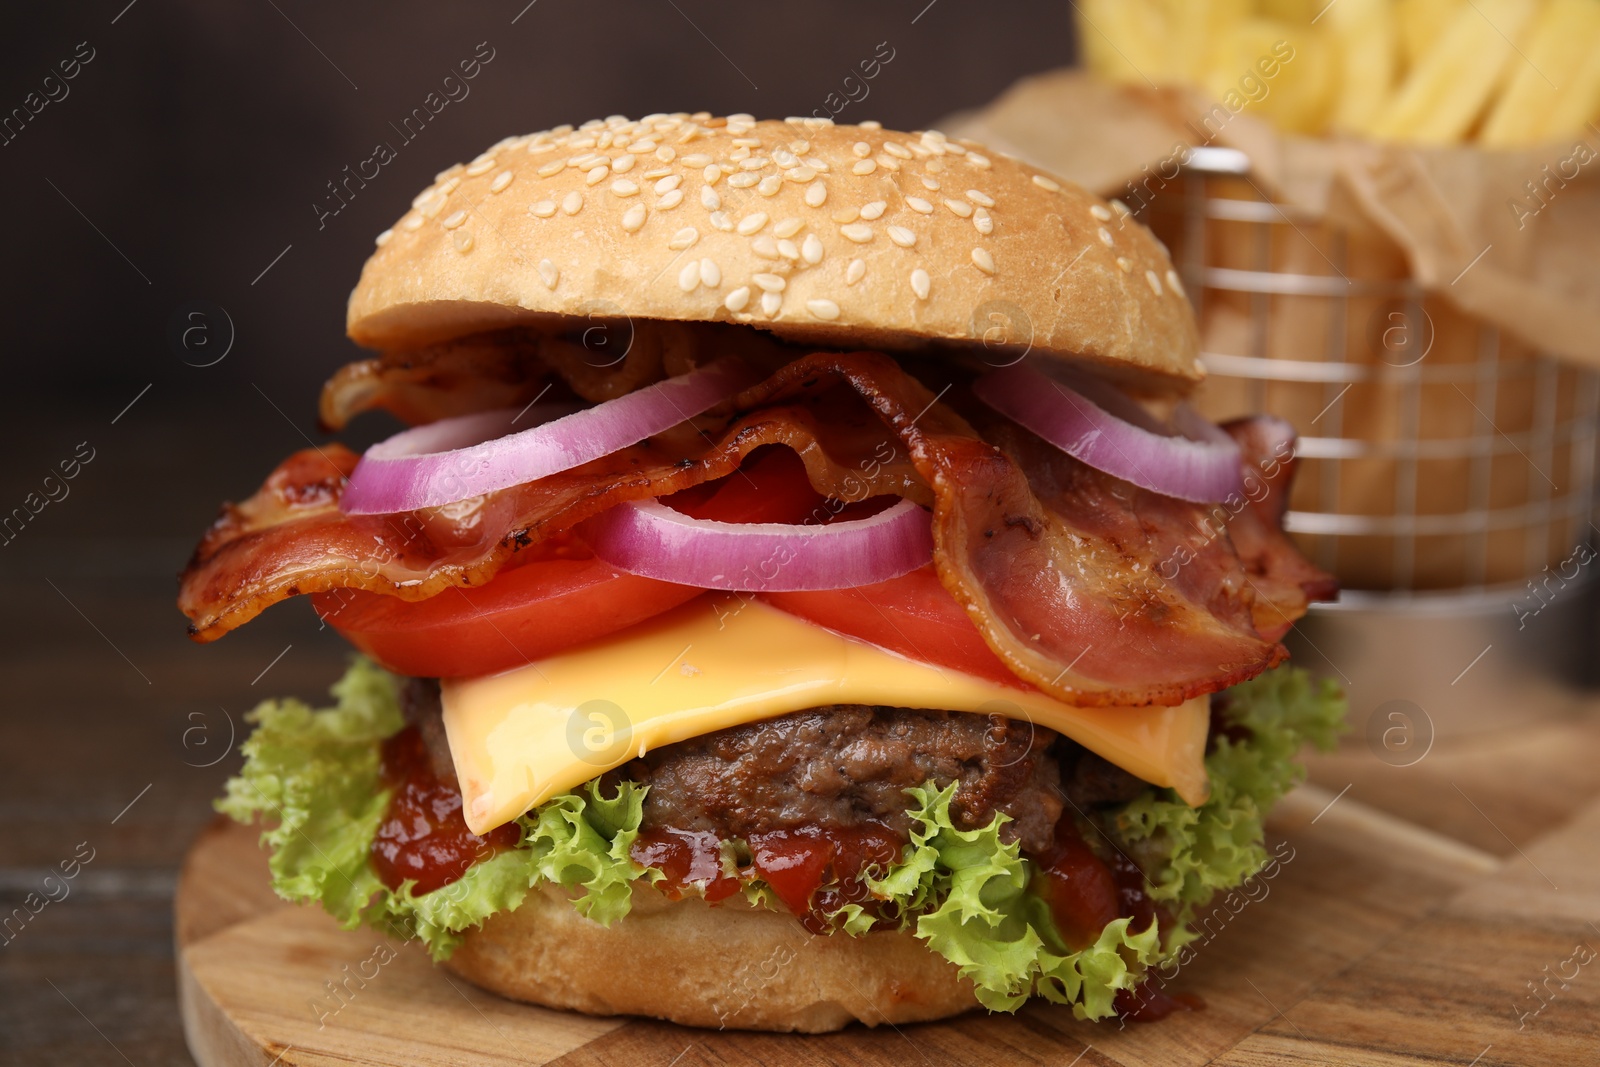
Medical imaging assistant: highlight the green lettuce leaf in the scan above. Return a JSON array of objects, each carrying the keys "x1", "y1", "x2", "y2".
[
  {"x1": 1109, "y1": 667, "x2": 1347, "y2": 912},
  {"x1": 871, "y1": 782, "x2": 1163, "y2": 1019},
  {"x1": 217, "y1": 658, "x2": 645, "y2": 959}
]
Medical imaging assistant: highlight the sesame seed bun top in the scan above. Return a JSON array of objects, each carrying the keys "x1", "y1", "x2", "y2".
[{"x1": 347, "y1": 112, "x2": 1203, "y2": 393}]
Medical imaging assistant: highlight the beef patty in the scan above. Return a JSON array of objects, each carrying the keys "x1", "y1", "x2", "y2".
[{"x1": 402, "y1": 680, "x2": 1149, "y2": 857}]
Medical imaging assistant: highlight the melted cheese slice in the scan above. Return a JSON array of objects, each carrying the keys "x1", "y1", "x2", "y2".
[{"x1": 443, "y1": 598, "x2": 1212, "y2": 835}]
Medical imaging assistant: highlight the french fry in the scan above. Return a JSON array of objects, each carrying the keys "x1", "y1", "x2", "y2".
[
  {"x1": 1154, "y1": 0, "x2": 1251, "y2": 83},
  {"x1": 1365, "y1": 0, "x2": 1539, "y2": 143},
  {"x1": 1257, "y1": 0, "x2": 1322, "y2": 24},
  {"x1": 1396, "y1": 0, "x2": 1467, "y2": 74},
  {"x1": 1327, "y1": 0, "x2": 1400, "y2": 132},
  {"x1": 1533, "y1": 41, "x2": 1600, "y2": 142},
  {"x1": 1076, "y1": 0, "x2": 1168, "y2": 86},
  {"x1": 1203, "y1": 18, "x2": 1335, "y2": 135},
  {"x1": 1481, "y1": 0, "x2": 1600, "y2": 145}
]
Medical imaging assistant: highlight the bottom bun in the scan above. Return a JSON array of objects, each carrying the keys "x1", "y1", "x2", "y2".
[{"x1": 443, "y1": 881, "x2": 979, "y2": 1032}]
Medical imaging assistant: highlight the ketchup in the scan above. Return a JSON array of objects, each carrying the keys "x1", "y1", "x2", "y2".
[
  {"x1": 630, "y1": 827, "x2": 742, "y2": 903},
  {"x1": 1115, "y1": 983, "x2": 1204, "y2": 1022},
  {"x1": 745, "y1": 825, "x2": 902, "y2": 934},
  {"x1": 371, "y1": 727, "x2": 521, "y2": 894},
  {"x1": 1033, "y1": 820, "x2": 1162, "y2": 948}
]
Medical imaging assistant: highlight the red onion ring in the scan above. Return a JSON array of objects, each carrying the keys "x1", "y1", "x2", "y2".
[
  {"x1": 973, "y1": 362, "x2": 1243, "y2": 503},
  {"x1": 583, "y1": 496, "x2": 934, "y2": 591},
  {"x1": 341, "y1": 357, "x2": 759, "y2": 515}
]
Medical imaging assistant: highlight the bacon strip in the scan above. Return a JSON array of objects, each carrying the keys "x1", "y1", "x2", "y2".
[{"x1": 180, "y1": 352, "x2": 1330, "y2": 707}]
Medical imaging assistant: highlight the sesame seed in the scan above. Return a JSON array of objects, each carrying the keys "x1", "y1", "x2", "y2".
[
  {"x1": 751, "y1": 235, "x2": 779, "y2": 257},
  {"x1": 753, "y1": 272, "x2": 787, "y2": 292},
  {"x1": 841, "y1": 223, "x2": 874, "y2": 243},
  {"x1": 709, "y1": 210, "x2": 733, "y2": 231},
  {"x1": 705, "y1": 165, "x2": 724, "y2": 185},
  {"x1": 678, "y1": 260, "x2": 701, "y2": 292},
  {"x1": 1144, "y1": 269, "x2": 1163, "y2": 296},
  {"x1": 833, "y1": 207, "x2": 860, "y2": 224},
  {"x1": 773, "y1": 216, "x2": 803, "y2": 239},
  {"x1": 883, "y1": 142, "x2": 912, "y2": 159},
  {"x1": 731, "y1": 146, "x2": 752, "y2": 163},
  {"x1": 761, "y1": 290, "x2": 782, "y2": 317},
  {"x1": 732, "y1": 137, "x2": 761, "y2": 147},
  {"x1": 853, "y1": 141, "x2": 872, "y2": 158},
  {"x1": 758, "y1": 175, "x2": 783, "y2": 196},
  {"x1": 973, "y1": 208, "x2": 994, "y2": 235},
  {"x1": 658, "y1": 146, "x2": 678, "y2": 163},
  {"x1": 668, "y1": 227, "x2": 698, "y2": 250},
  {"x1": 538, "y1": 259, "x2": 559, "y2": 289},
  {"x1": 528, "y1": 142, "x2": 556, "y2": 155},
  {"x1": 1098, "y1": 227, "x2": 1114, "y2": 247},
  {"x1": 562, "y1": 191, "x2": 584, "y2": 215},
  {"x1": 613, "y1": 153, "x2": 637, "y2": 173},
  {"x1": 538, "y1": 160, "x2": 565, "y2": 178},
  {"x1": 887, "y1": 226, "x2": 916, "y2": 248},
  {"x1": 575, "y1": 154, "x2": 608, "y2": 170},
  {"x1": 972, "y1": 248, "x2": 996, "y2": 274},
  {"x1": 807, "y1": 298, "x2": 840, "y2": 320},
  {"x1": 737, "y1": 212, "x2": 768, "y2": 235},
  {"x1": 910, "y1": 268, "x2": 930, "y2": 300},
  {"x1": 777, "y1": 238, "x2": 800, "y2": 260},
  {"x1": 530, "y1": 200, "x2": 558, "y2": 218},
  {"x1": 728, "y1": 173, "x2": 760, "y2": 189},
  {"x1": 411, "y1": 188, "x2": 441, "y2": 210},
  {"x1": 944, "y1": 198, "x2": 973, "y2": 218},
  {"x1": 785, "y1": 166, "x2": 816, "y2": 183},
  {"x1": 418, "y1": 196, "x2": 445, "y2": 220},
  {"x1": 789, "y1": 139, "x2": 810, "y2": 154},
  {"x1": 655, "y1": 175, "x2": 683, "y2": 194},
  {"x1": 860, "y1": 120, "x2": 882, "y2": 130},
  {"x1": 805, "y1": 181, "x2": 827, "y2": 207},
  {"x1": 586, "y1": 166, "x2": 610, "y2": 186},
  {"x1": 846, "y1": 258, "x2": 866, "y2": 285},
  {"x1": 442, "y1": 209, "x2": 468, "y2": 229},
  {"x1": 967, "y1": 152, "x2": 991, "y2": 169},
  {"x1": 966, "y1": 189, "x2": 994, "y2": 207},
  {"x1": 452, "y1": 230, "x2": 474, "y2": 252},
  {"x1": 701, "y1": 186, "x2": 721, "y2": 211},
  {"x1": 612, "y1": 179, "x2": 641, "y2": 197},
  {"x1": 658, "y1": 189, "x2": 684, "y2": 209},
  {"x1": 800, "y1": 156, "x2": 830, "y2": 172},
  {"x1": 467, "y1": 157, "x2": 496, "y2": 176},
  {"x1": 629, "y1": 140, "x2": 656, "y2": 153},
  {"x1": 700, "y1": 258, "x2": 721, "y2": 287},
  {"x1": 739, "y1": 157, "x2": 769, "y2": 171},
  {"x1": 772, "y1": 147, "x2": 798, "y2": 168},
  {"x1": 490, "y1": 170, "x2": 514, "y2": 193},
  {"x1": 621, "y1": 204, "x2": 647, "y2": 232},
  {"x1": 401, "y1": 214, "x2": 424, "y2": 231},
  {"x1": 944, "y1": 142, "x2": 967, "y2": 156},
  {"x1": 374, "y1": 228, "x2": 393, "y2": 246},
  {"x1": 1115, "y1": 256, "x2": 1133, "y2": 272},
  {"x1": 682, "y1": 154, "x2": 712, "y2": 168},
  {"x1": 874, "y1": 154, "x2": 901, "y2": 172},
  {"x1": 724, "y1": 286, "x2": 751, "y2": 312},
  {"x1": 1110, "y1": 199, "x2": 1131, "y2": 218},
  {"x1": 906, "y1": 197, "x2": 933, "y2": 214},
  {"x1": 852, "y1": 159, "x2": 877, "y2": 176},
  {"x1": 1090, "y1": 204, "x2": 1113, "y2": 221},
  {"x1": 801, "y1": 233, "x2": 824, "y2": 264},
  {"x1": 1166, "y1": 269, "x2": 1185, "y2": 298},
  {"x1": 860, "y1": 200, "x2": 887, "y2": 220}
]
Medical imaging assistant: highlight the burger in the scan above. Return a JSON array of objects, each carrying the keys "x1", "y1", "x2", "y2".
[{"x1": 180, "y1": 112, "x2": 1344, "y2": 1032}]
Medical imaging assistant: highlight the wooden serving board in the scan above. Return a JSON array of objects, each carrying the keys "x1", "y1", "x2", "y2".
[{"x1": 174, "y1": 778, "x2": 1600, "y2": 1067}]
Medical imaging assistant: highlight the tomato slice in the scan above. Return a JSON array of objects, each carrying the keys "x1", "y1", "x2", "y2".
[
  {"x1": 312, "y1": 537, "x2": 703, "y2": 678},
  {"x1": 761, "y1": 566, "x2": 1025, "y2": 688}
]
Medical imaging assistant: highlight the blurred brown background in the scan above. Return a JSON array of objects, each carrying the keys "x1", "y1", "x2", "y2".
[{"x1": 0, "y1": 3, "x2": 1080, "y2": 1064}]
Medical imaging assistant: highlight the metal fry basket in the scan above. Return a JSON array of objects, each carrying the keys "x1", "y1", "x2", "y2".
[{"x1": 1143, "y1": 147, "x2": 1600, "y2": 732}]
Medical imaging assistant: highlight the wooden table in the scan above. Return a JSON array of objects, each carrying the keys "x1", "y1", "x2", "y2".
[{"x1": 5, "y1": 396, "x2": 1600, "y2": 1065}]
